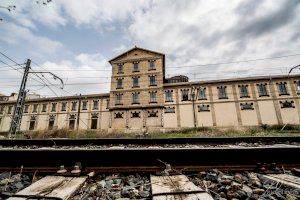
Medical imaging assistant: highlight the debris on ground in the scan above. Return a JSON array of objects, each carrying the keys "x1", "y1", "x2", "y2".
[
  {"x1": 189, "y1": 169, "x2": 300, "y2": 200},
  {"x1": 0, "y1": 172, "x2": 36, "y2": 199},
  {"x1": 72, "y1": 173, "x2": 151, "y2": 200}
]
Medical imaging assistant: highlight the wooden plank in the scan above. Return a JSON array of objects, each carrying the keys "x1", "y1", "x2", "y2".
[
  {"x1": 261, "y1": 174, "x2": 300, "y2": 191},
  {"x1": 269, "y1": 174, "x2": 300, "y2": 186},
  {"x1": 151, "y1": 175, "x2": 213, "y2": 200},
  {"x1": 47, "y1": 177, "x2": 86, "y2": 200},
  {"x1": 7, "y1": 176, "x2": 86, "y2": 200},
  {"x1": 8, "y1": 176, "x2": 67, "y2": 200}
]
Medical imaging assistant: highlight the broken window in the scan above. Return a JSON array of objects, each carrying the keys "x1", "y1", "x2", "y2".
[
  {"x1": 149, "y1": 76, "x2": 156, "y2": 86},
  {"x1": 42, "y1": 103, "x2": 47, "y2": 112},
  {"x1": 280, "y1": 100, "x2": 294, "y2": 108},
  {"x1": 133, "y1": 62, "x2": 139, "y2": 72},
  {"x1": 165, "y1": 90, "x2": 173, "y2": 102},
  {"x1": 72, "y1": 102, "x2": 77, "y2": 111},
  {"x1": 51, "y1": 103, "x2": 57, "y2": 112},
  {"x1": 149, "y1": 91, "x2": 157, "y2": 103},
  {"x1": 149, "y1": 60, "x2": 156, "y2": 70},
  {"x1": 93, "y1": 100, "x2": 99, "y2": 110},
  {"x1": 295, "y1": 81, "x2": 300, "y2": 94},
  {"x1": 148, "y1": 110, "x2": 158, "y2": 117},
  {"x1": 115, "y1": 112, "x2": 123, "y2": 119},
  {"x1": 133, "y1": 76, "x2": 139, "y2": 88},
  {"x1": 29, "y1": 116, "x2": 36, "y2": 130},
  {"x1": 198, "y1": 104, "x2": 210, "y2": 112},
  {"x1": 181, "y1": 89, "x2": 189, "y2": 101},
  {"x1": 106, "y1": 99, "x2": 110, "y2": 109},
  {"x1": 8, "y1": 106, "x2": 13, "y2": 114},
  {"x1": 277, "y1": 82, "x2": 289, "y2": 95},
  {"x1": 132, "y1": 92, "x2": 139, "y2": 104},
  {"x1": 61, "y1": 102, "x2": 67, "y2": 111},
  {"x1": 257, "y1": 83, "x2": 268, "y2": 96},
  {"x1": 240, "y1": 103, "x2": 254, "y2": 110},
  {"x1": 24, "y1": 105, "x2": 29, "y2": 113},
  {"x1": 165, "y1": 107, "x2": 175, "y2": 113},
  {"x1": 218, "y1": 86, "x2": 227, "y2": 99},
  {"x1": 117, "y1": 79, "x2": 123, "y2": 89},
  {"x1": 69, "y1": 115, "x2": 76, "y2": 130},
  {"x1": 198, "y1": 87, "x2": 206, "y2": 100},
  {"x1": 91, "y1": 114, "x2": 98, "y2": 129},
  {"x1": 48, "y1": 115, "x2": 55, "y2": 130},
  {"x1": 82, "y1": 101, "x2": 88, "y2": 110},
  {"x1": 32, "y1": 104, "x2": 38, "y2": 113},
  {"x1": 131, "y1": 111, "x2": 140, "y2": 118},
  {"x1": 117, "y1": 64, "x2": 123, "y2": 74},
  {"x1": 239, "y1": 85, "x2": 249, "y2": 98},
  {"x1": 116, "y1": 93, "x2": 123, "y2": 105},
  {"x1": 0, "y1": 107, "x2": 3, "y2": 115}
]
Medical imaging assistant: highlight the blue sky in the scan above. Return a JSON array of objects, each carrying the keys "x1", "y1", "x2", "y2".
[{"x1": 0, "y1": 0, "x2": 300, "y2": 96}]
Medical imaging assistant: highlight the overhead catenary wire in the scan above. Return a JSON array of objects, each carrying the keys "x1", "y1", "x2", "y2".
[
  {"x1": 170, "y1": 52, "x2": 300, "y2": 69},
  {"x1": 0, "y1": 51, "x2": 72, "y2": 96},
  {"x1": 0, "y1": 63, "x2": 25, "y2": 69},
  {"x1": 0, "y1": 51, "x2": 298, "y2": 73},
  {"x1": 0, "y1": 72, "x2": 296, "y2": 88},
  {"x1": 0, "y1": 52, "x2": 55, "y2": 87},
  {"x1": 29, "y1": 61, "x2": 90, "y2": 128},
  {"x1": 1, "y1": 50, "x2": 300, "y2": 97}
]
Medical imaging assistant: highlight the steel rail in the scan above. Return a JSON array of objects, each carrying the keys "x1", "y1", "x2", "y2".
[{"x1": 0, "y1": 146, "x2": 299, "y2": 173}]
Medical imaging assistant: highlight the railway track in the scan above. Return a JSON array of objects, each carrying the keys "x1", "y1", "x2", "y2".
[
  {"x1": 1, "y1": 136, "x2": 300, "y2": 199},
  {"x1": 0, "y1": 136, "x2": 299, "y2": 173}
]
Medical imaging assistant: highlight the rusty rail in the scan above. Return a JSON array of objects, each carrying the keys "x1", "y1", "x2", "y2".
[{"x1": 0, "y1": 146, "x2": 299, "y2": 172}]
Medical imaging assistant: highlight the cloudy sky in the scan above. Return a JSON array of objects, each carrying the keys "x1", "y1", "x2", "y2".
[{"x1": 0, "y1": 0, "x2": 300, "y2": 97}]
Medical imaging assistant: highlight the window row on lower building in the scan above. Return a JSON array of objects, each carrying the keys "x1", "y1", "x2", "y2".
[
  {"x1": 166, "y1": 81, "x2": 300, "y2": 102},
  {"x1": 7, "y1": 114, "x2": 101, "y2": 131},
  {"x1": 115, "y1": 91, "x2": 158, "y2": 105},
  {"x1": 0, "y1": 99, "x2": 107, "y2": 115},
  {"x1": 197, "y1": 100, "x2": 295, "y2": 112},
  {"x1": 114, "y1": 110, "x2": 160, "y2": 119}
]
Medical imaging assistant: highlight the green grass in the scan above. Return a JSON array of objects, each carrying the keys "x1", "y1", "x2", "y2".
[{"x1": 1, "y1": 124, "x2": 300, "y2": 139}]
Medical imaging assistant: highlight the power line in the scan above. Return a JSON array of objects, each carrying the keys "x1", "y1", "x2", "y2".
[
  {"x1": 0, "y1": 51, "x2": 296, "y2": 73},
  {"x1": 0, "y1": 51, "x2": 53, "y2": 86},
  {"x1": 0, "y1": 63, "x2": 24, "y2": 69},
  {"x1": 0, "y1": 59, "x2": 24, "y2": 72},
  {"x1": 31, "y1": 61, "x2": 76, "y2": 96},
  {"x1": 170, "y1": 52, "x2": 300, "y2": 69},
  {"x1": 31, "y1": 61, "x2": 89, "y2": 128}
]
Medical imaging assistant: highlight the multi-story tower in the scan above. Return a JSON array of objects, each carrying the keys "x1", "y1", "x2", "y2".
[{"x1": 109, "y1": 46, "x2": 165, "y2": 130}]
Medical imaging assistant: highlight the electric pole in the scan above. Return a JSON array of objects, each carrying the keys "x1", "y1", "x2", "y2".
[
  {"x1": 9, "y1": 59, "x2": 31, "y2": 138},
  {"x1": 8, "y1": 59, "x2": 64, "y2": 139}
]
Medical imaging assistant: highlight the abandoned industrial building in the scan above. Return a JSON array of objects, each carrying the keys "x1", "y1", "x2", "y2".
[{"x1": 1, "y1": 47, "x2": 300, "y2": 133}]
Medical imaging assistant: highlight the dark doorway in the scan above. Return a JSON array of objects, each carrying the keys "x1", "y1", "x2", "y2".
[
  {"x1": 69, "y1": 119, "x2": 75, "y2": 130},
  {"x1": 29, "y1": 120, "x2": 35, "y2": 130},
  {"x1": 91, "y1": 118, "x2": 98, "y2": 129},
  {"x1": 48, "y1": 120, "x2": 54, "y2": 130}
]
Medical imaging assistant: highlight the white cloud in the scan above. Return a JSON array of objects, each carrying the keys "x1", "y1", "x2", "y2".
[
  {"x1": 37, "y1": 52, "x2": 111, "y2": 96},
  {"x1": 128, "y1": 0, "x2": 300, "y2": 80},
  {"x1": 0, "y1": 22, "x2": 63, "y2": 54},
  {"x1": 1, "y1": 0, "x2": 149, "y2": 29},
  {"x1": 1, "y1": 0, "x2": 300, "y2": 95}
]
